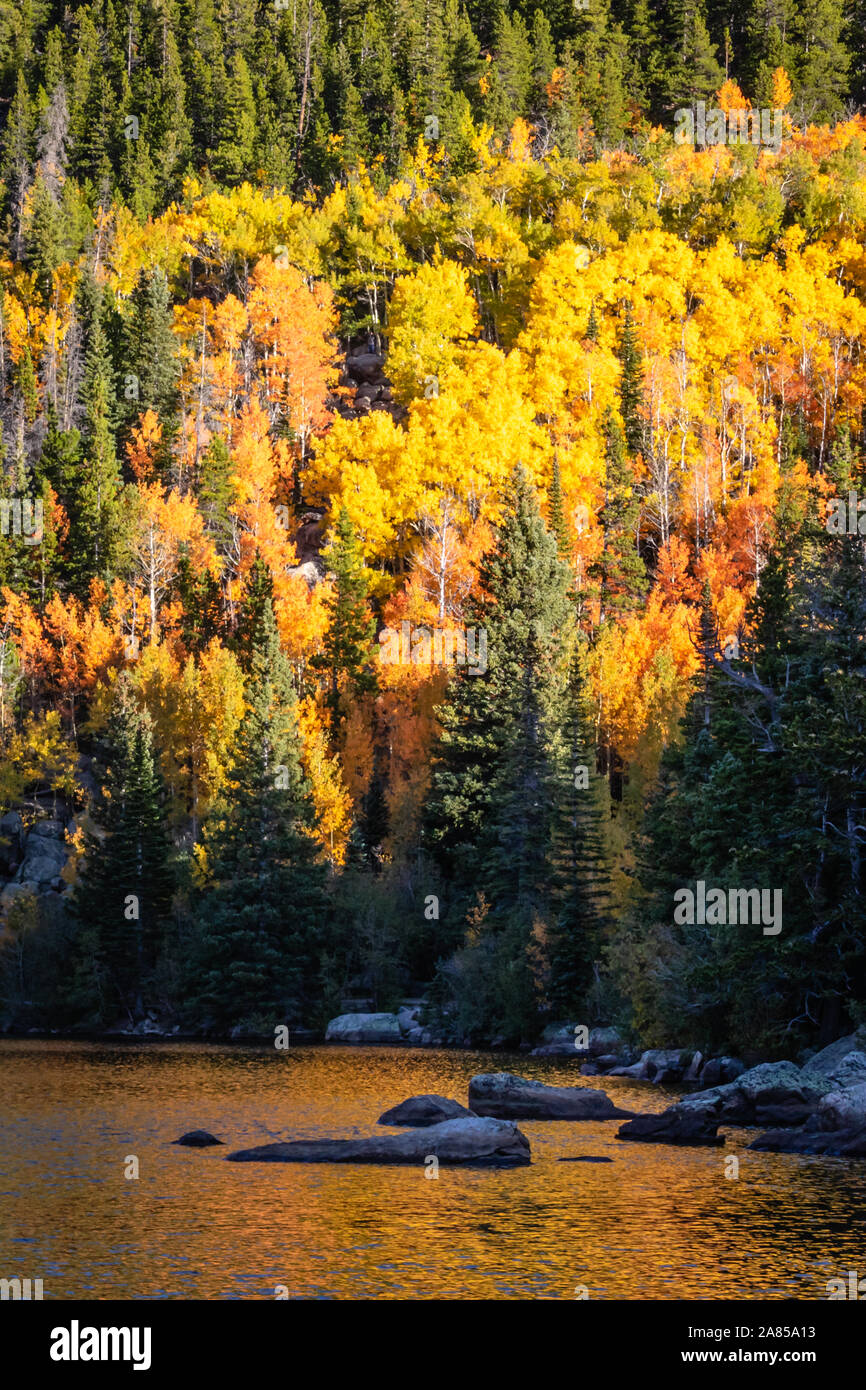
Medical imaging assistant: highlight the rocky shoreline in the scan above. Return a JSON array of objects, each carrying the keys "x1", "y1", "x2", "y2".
[{"x1": 161, "y1": 1033, "x2": 866, "y2": 1167}]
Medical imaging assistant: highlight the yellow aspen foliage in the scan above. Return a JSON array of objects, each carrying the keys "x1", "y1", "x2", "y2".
[{"x1": 297, "y1": 696, "x2": 353, "y2": 866}]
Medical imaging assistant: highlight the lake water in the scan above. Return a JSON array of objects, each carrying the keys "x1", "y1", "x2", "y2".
[{"x1": 1, "y1": 1040, "x2": 864, "y2": 1300}]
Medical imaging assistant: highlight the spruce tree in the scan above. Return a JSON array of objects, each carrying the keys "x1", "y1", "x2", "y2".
[
  {"x1": 190, "y1": 602, "x2": 328, "y2": 1030},
  {"x1": 425, "y1": 466, "x2": 575, "y2": 1037},
  {"x1": 617, "y1": 304, "x2": 645, "y2": 458},
  {"x1": 311, "y1": 507, "x2": 377, "y2": 739},
  {"x1": 73, "y1": 680, "x2": 174, "y2": 1023},
  {"x1": 119, "y1": 267, "x2": 181, "y2": 458},
  {"x1": 589, "y1": 409, "x2": 647, "y2": 624}
]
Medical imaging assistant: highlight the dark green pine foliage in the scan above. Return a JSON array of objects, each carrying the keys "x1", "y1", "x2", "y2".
[
  {"x1": 1, "y1": 70, "x2": 33, "y2": 259},
  {"x1": 424, "y1": 466, "x2": 575, "y2": 1040},
  {"x1": 585, "y1": 300, "x2": 599, "y2": 342},
  {"x1": 616, "y1": 304, "x2": 645, "y2": 458},
  {"x1": 547, "y1": 642, "x2": 609, "y2": 1016},
  {"x1": 72, "y1": 679, "x2": 175, "y2": 1023},
  {"x1": 790, "y1": 0, "x2": 851, "y2": 123},
  {"x1": 622, "y1": 460, "x2": 866, "y2": 1054},
  {"x1": 549, "y1": 452, "x2": 570, "y2": 560},
  {"x1": 69, "y1": 279, "x2": 123, "y2": 590},
  {"x1": 590, "y1": 409, "x2": 647, "y2": 623},
  {"x1": 174, "y1": 549, "x2": 224, "y2": 654},
  {"x1": 118, "y1": 267, "x2": 181, "y2": 459},
  {"x1": 233, "y1": 554, "x2": 276, "y2": 672},
  {"x1": 310, "y1": 506, "x2": 377, "y2": 739},
  {"x1": 659, "y1": 0, "x2": 724, "y2": 110},
  {"x1": 190, "y1": 602, "x2": 328, "y2": 1031}
]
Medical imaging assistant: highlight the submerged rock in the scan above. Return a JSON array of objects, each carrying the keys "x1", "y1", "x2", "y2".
[
  {"x1": 616, "y1": 1110, "x2": 724, "y2": 1147},
  {"x1": 557, "y1": 1155, "x2": 613, "y2": 1163},
  {"x1": 225, "y1": 1116, "x2": 530, "y2": 1167},
  {"x1": 467, "y1": 1072, "x2": 635, "y2": 1120},
  {"x1": 172, "y1": 1130, "x2": 223, "y2": 1147},
  {"x1": 378, "y1": 1094, "x2": 475, "y2": 1126}
]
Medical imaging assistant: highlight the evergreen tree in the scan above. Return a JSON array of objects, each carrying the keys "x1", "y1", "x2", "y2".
[
  {"x1": 69, "y1": 281, "x2": 122, "y2": 589},
  {"x1": 549, "y1": 452, "x2": 569, "y2": 560},
  {"x1": 425, "y1": 466, "x2": 575, "y2": 1038},
  {"x1": 72, "y1": 680, "x2": 175, "y2": 1023},
  {"x1": 310, "y1": 507, "x2": 377, "y2": 739},
  {"x1": 547, "y1": 643, "x2": 609, "y2": 1015},
  {"x1": 119, "y1": 267, "x2": 181, "y2": 454},
  {"x1": 589, "y1": 409, "x2": 647, "y2": 623},
  {"x1": 189, "y1": 602, "x2": 328, "y2": 1030},
  {"x1": 617, "y1": 304, "x2": 645, "y2": 458}
]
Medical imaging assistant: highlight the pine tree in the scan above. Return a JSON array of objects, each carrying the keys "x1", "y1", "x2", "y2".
[
  {"x1": 310, "y1": 507, "x2": 377, "y2": 739},
  {"x1": 425, "y1": 467, "x2": 575, "y2": 1036},
  {"x1": 549, "y1": 452, "x2": 569, "y2": 561},
  {"x1": 190, "y1": 602, "x2": 328, "y2": 1030},
  {"x1": 547, "y1": 643, "x2": 609, "y2": 1015},
  {"x1": 119, "y1": 268, "x2": 181, "y2": 455},
  {"x1": 72, "y1": 680, "x2": 174, "y2": 1023},
  {"x1": 590, "y1": 409, "x2": 647, "y2": 624},
  {"x1": 616, "y1": 304, "x2": 645, "y2": 458},
  {"x1": 212, "y1": 51, "x2": 258, "y2": 185},
  {"x1": 69, "y1": 282, "x2": 122, "y2": 589}
]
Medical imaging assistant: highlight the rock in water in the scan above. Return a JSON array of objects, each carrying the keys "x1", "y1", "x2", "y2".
[
  {"x1": 378, "y1": 1094, "x2": 476, "y2": 1126},
  {"x1": 557, "y1": 1156, "x2": 613, "y2": 1163},
  {"x1": 325, "y1": 1012, "x2": 403, "y2": 1043},
  {"x1": 467, "y1": 1072, "x2": 635, "y2": 1120},
  {"x1": 749, "y1": 1125, "x2": 866, "y2": 1158},
  {"x1": 616, "y1": 1110, "x2": 724, "y2": 1147},
  {"x1": 675, "y1": 1060, "x2": 830, "y2": 1125},
  {"x1": 172, "y1": 1130, "x2": 223, "y2": 1147},
  {"x1": 225, "y1": 1116, "x2": 530, "y2": 1167}
]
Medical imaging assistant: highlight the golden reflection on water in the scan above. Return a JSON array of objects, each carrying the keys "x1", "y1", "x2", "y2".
[{"x1": 1, "y1": 1041, "x2": 864, "y2": 1300}]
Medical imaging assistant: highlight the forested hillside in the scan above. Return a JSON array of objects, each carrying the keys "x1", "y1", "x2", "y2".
[{"x1": 0, "y1": 0, "x2": 865, "y2": 1055}]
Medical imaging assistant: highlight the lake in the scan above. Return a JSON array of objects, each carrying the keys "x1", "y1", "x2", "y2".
[{"x1": 1, "y1": 1040, "x2": 864, "y2": 1300}]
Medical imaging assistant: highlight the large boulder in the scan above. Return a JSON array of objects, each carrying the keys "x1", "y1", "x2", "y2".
[
  {"x1": 617, "y1": 1109, "x2": 724, "y2": 1147},
  {"x1": 800, "y1": 1030, "x2": 866, "y2": 1077},
  {"x1": 0, "y1": 880, "x2": 39, "y2": 913},
  {"x1": 531, "y1": 1022, "x2": 579, "y2": 1056},
  {"x1": 467, "y1": 1072, "x2": 635, "y2": 1120},
  {"x1": 29, "y1": 818, "x2": 66, "y2": 838},
  {"x1": 16, "y1": 834, "x2": 67, "y2": 886},
  {"x1": 676, "y1": 1060, "x2": 830, "y2": 1125},
  {"x1": 817, "y1": 1080, "x2": 866, "y2": 1130},
  {"x1": 345, "y1": 353, "x2": 385, "y2": 384},
  {"x1": 697, "y1": 1056, "x2": 745, "y2": 1087},
  {"x1": 226, "y1": 1116, "x2": 531, "y2": 1167},
  {"x1": 325, "y1": 1012, "x2": 402, "y2": 1043},
  {"x1": 749, "y1": 1124, "x2": 866, "y2": 1158},
  {"x1": 589, "y1": 1027, "x2": 624, "y2": 1057},
  {"x1": 811, "y1": 1051, "x2": 866, "y2": 1092},
  {"x1": 378, "y1": 1095, "x2": 475, "y2": 1126},
  {"x1": 607, "y1": 1048, "x2": 694, "y2": 1083}
]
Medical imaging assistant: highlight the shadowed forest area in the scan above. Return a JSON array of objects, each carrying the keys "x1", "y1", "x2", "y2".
[{"x1": 0, "y1": 0, "x2": 865, "y2": 1059}]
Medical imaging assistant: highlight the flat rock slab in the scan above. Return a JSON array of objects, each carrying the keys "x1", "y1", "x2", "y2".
[
  {"x1": 468, "y1": 1072, "x2": 635, "y2": 1121},
  {"x1": 225, "y1": 1116, "x2": 531, "y2": 1167},
  {"x1": 172, "y1": 1130, "x2": 223, "y2": 1147},
  {"x1": 557, "y1": 1156, "x2": 613, "y2": 1163},
  {"x1": 378, "y1": 1094, "x2": 476, "y2": 1126},
  {"x1": 616, "y1": 1110, "x2": 724, "y2": 1147}
]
